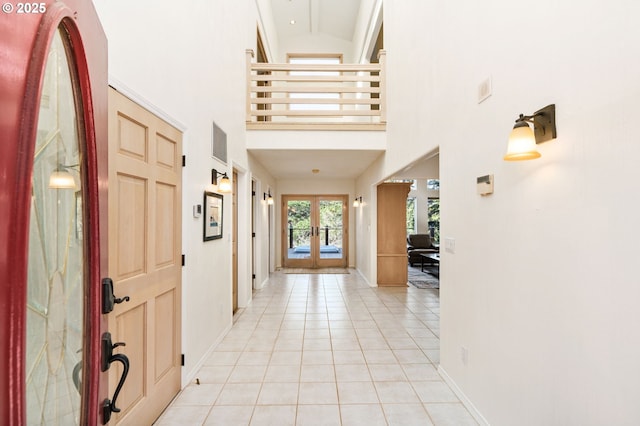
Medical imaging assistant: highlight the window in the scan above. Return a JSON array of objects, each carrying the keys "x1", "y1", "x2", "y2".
[
  {"x1": 287, "y1": 54, "x2": 342, "y2": 111},
  {"x1": 426, "y1": 179, "x2": 440, "y2": 243},
  {"x1": 427, "y1": 179, "x2": 440, "y2": 190},
  {"x1": 406, "y1": 197, "x2": 416, "y2": 234}
]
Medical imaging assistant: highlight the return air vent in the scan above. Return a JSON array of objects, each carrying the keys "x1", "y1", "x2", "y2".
[{"x1": 212, "y1": 121, "x2": 227, "y2": 164}]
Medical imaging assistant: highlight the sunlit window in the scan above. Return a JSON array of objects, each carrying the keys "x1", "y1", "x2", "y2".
[{"x1": 288, "y1": 55, "x2": 341, "y2": 111}]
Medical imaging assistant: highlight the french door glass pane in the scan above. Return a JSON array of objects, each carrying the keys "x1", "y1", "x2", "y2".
[
  {"x1": 319, "y1": 200, "x2": 343, "y2": 260},
  {"x1": 286, "y1": 200, "x2": 311, "y2": 259},
  {"x1": 26, "y1": 28, "x2": 85, "y2": 425}
]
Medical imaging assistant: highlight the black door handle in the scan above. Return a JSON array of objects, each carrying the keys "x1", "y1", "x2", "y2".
[
  {"x1": 72, "y1": 360, "x2": 82, "y2": 394},
  {"x1": 105, "y1": 353, "x2": 130, "y2": 413},
  {"x1": 102, "y1": 278, "x2": 130, "y2": 314},
  {"x1": 101, "y1": 332, "x2": 131, "y2": 424}
]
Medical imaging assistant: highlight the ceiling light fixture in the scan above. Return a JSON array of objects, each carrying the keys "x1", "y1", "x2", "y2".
[
  {"x1": 290, "y1": 19, "x2": 296, "y2": 25},
  {"x1": 504, "y1": 104, "x2": 557, "y2": 161}
]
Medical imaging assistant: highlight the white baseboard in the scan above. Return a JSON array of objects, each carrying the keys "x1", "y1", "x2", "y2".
[
  {"x1": 438, "y1": 365, "x2": 490, "y2": 426},
  {"x1": 256, "y1": 277, "x2": 268, "y2": 290},
  {"x1": 181, "y1": 322, "x2": 232, "y2": 387},
  {"x1": 354, "y1": 268, "x2": 374, "y2": 287}
]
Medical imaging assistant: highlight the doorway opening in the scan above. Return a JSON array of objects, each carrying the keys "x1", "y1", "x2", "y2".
[{"x1": 282, "y1": 195, "x2": 348, "y2": 268}]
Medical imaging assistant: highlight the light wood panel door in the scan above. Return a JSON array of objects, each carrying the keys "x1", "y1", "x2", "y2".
[
  {"x1": 108, "y1": 88, "x2": 182, "y2": 425},
  {"x1": 377, "y1": 183, "x2": 411, "y2": 286}
]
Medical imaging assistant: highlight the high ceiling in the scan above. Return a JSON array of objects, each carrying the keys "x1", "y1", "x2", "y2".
[
  {"x1": 252, "y1": 0, "x2": 381, "y2": 182},
  {"x1": 270, "y1": 0, "x2": 363, "y2": 43}
]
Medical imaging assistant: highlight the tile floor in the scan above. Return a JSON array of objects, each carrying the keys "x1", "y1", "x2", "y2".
[{"x1": 155, "y1": 270, "x2": 478, "y2": 426}]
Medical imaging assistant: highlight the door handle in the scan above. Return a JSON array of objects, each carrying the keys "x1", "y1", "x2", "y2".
[
  {"x1": 72, "y1": 360, "x2": 82, "y2": 394},
  {"x1": 104, "y1": 354, "x2": 129, "y2": 414},
  {"x1": 101, "y1": 332, "x2": 131, "y2": 424},
  {"x1": 102, "y1": 278, "x2": 130, "y2": 314},
  {"x1": 71, "y1": 348, "x2": 83, "y2": 394}
]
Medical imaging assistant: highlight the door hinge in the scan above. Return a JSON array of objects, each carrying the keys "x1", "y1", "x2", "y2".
[
  {"x1": 252, "y1": 232, "x2": 256, "y2": 238},
  {"x1": 252, "y1": 190, "x2": 256, "y2": 196},
  {"x1": 252, "y1": 274, "x2": 256, "y2": 279},
  {"x1": 181, "y1": 354, "x2": 185, "y2": 366},
  {"x1": 181, "y1": 254, "x2": 185, "y2": 266},
  {"x1": 182, "y1": 155, "x2": 186, "y2": 167}
]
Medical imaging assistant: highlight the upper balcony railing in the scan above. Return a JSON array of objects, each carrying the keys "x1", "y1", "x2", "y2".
[{"x1": 246, "y1": 50, "x2": 386, "y2": 131}]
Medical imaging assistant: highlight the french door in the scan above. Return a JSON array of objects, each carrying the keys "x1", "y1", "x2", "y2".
[
  {"x1": 0, "y1": 1, "x2": 111, "y2": 425},
  {"x1": 282, "y1": 195, "x2": 348, "y2": 268}
]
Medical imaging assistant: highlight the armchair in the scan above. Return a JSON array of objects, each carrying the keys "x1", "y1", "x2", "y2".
[{"x1": 407, "y1": 233, "x2": 439, "y2": 266}]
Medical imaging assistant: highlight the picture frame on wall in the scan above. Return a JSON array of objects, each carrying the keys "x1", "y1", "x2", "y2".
[{"x1": 203, "y1": 191, "x2": 223, "y2": 241}]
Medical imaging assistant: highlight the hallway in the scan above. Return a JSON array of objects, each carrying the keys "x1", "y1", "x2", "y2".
[{"x1": 155, "y1": 271, "x2": 478, "y2": 425}]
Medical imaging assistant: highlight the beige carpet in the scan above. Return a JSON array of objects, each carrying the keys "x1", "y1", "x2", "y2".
[{"x1": 280, "y1": 268, "x2": 350, "y2": 274}]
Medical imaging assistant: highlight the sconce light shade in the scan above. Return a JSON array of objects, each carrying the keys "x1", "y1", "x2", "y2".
[
  {"x1": 353, "y1": 196, "x2": 362, "y2": 207},
  {"x1": 212, "y1": 169, "x2": 232, "y2": 193},
  {"x1": 49, "y1": 165, "x2": 78, "y2": 189},
  {"x1": 218, "y1": 175, "x2": 232, "y2": 193},
  {"x1": 504, "y1": 104, "x2": 556, "y2": 161},
  {"x1": 49, "y1": 169, "x2": 77, "y2": 189},
  {"x1": 504, "y1": 121, "x2": 541, "y2": 161},
  {"x1": 264, "y1": 190, "x2": 274, "y2": 205}
]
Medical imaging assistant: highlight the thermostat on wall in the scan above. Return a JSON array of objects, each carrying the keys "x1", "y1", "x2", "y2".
[
  {"x1": 193, "y1": 204, "x2": 202, "y2": 218},
  {"x1": 477, "y1": 174, "x2": 494, "y2": 195}
]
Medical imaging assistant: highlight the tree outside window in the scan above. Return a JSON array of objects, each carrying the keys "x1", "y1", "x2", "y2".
[{"x1": 406, "y1": 197, "x2": 416, "y2": 234}]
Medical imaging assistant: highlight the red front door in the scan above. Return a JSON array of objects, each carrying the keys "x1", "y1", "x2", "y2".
[{"x1": 0, "y1": 1, "x2": 109, "y2": 424}]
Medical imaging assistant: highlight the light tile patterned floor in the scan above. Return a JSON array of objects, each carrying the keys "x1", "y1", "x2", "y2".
[{"x1": 156, "y1": 271, "x2": 478, "y2": 426}]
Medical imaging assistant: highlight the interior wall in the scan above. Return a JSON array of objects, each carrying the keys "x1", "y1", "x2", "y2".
[
  {"x1": 370, "y1": 0, "x2": 640, "y2": 424},
  {"x1": 355, "y1": 154, "x2": 385, "y2": 285},
  {"x1": 254, "y1": 0, "x2": 279, "y2": 62},
  {"x1": 248, "y1": 153, "x2": 277, "y2": 289},
  {"x1": 351, "y1": 0, "x2": 383, "y2": 63},
  {"x1": 92, "y1": 0, "x2": 273, "y2": 384},
  {"x1": 276, "y1": 178, "x2": 356, "y2": 268}
]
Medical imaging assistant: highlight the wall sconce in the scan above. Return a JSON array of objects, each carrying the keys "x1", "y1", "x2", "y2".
[
  {"x1": 504, "y1": 104, "x2": 556, "y2": 161},
  {"x1": 263, "y1": 190, "x2": 274, "y2": 205},
  {"x1": 353, "y1": 196, "x2": 363, "y2": 207},
  {"x1": 211, "y1": 169, "x2": 231, "y2": 193},
  {"x1": 49, "y1": 164, "x2": 79, "y2": 189}
]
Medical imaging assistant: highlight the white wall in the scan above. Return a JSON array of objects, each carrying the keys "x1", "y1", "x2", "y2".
[
  {"x1": 355, "y1": 154, "x2": 385, "y2": 285},
  {"x1": 357, "y1": 0, "x2": 640, "y2": 424},
  {"x1": 248, "y1": 153, "x2": 277, "y2": 288},
  {"x1": 351, "y1": 0, "x2": 383, "y2": 63},
  {"x1": 92, "y1": 0, "x2": 275, "y2": 384}
]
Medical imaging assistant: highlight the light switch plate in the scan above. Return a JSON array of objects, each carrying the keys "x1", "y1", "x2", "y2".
[
  {"x1": 444, "y1": 237, "x2": 456, "y2": 254},
  {"x1": 477, "y1": 174, "x2": 494, "y2": 195}
]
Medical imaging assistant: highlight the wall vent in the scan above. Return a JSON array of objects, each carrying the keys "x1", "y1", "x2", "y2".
[{"x1": 212, "y1": 121, "x2": 227, "y2": 164}]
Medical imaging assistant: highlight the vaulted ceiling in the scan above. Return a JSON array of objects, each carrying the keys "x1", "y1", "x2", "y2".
[
  {"x1": 251, "y1": 0, "x2": 391, "y2": 181},
  {"x1": 269, "y1": 0, "x2": 363, "y2": 43}
]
